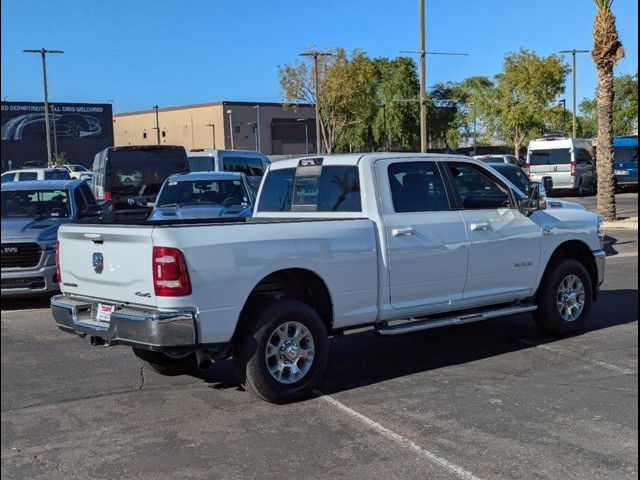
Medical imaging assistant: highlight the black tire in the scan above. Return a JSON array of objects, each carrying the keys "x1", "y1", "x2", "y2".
[
  {"x1": 132, "y1": 348, "x2": 197, "y2": 376},
  {"x1": 534, "y1": 258, "x2": 593, "y2": 336},
  {"x1": 232, "y1": 299, "x2": 329, "y2": 404}
]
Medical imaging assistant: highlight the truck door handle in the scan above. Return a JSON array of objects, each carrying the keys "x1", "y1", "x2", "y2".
[
  {"x1": 470, "y1": 223, "x2": 490, "y2": 231},
  {"x1": 392, "y1": 227, "x2": 414, "y2": 237}
]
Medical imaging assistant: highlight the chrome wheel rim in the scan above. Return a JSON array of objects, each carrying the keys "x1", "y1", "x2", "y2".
[
  {"x1": 265, "y1": 321, "x2": 315, "y2": 384},
  {"x1": 556, "y1": 274, "x2": 586, "y2": 322}
]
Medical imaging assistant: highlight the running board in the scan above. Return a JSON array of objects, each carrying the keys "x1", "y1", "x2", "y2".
[{"x1": 375, "y1": 304, "x2": 538, "y2": 336}]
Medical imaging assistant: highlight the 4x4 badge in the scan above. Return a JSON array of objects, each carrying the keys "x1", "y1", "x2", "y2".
[{"x1": 92, "y1": 252, "x2": 104, "y2": 274}]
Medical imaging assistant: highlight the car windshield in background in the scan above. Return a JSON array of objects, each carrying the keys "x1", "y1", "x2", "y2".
[
  {"x1": 491, "y1": 165, "x2": 530, "y2": 193},
  {"x1": 108, "y1": 150, "x2": 187, "y2": 197},
  {"x1": 1, "y1": 189, "x2": 70, "y2": 218},
  {"x1": 222, "y1": 156, "x2": 265, "y2": 176},
  {"x1": 614, "y1": 147, "x2": 638, "y2": 163},
  {"x1": 68, "y1": 165, "x2": 89, "y2": 172},
  {"x1": 157, "y1": 179, "x2": 249, "y2": 207},
  {"x1": 529, "y1": 149, "x2": 571, "y2": 165}
]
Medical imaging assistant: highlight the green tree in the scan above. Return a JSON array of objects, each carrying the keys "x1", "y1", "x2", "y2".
[
  {"x1": 579, "y1": 71, "x2": 638, "y2": 138},
  {"x1": 591, "y1": 0, "x2": 625, "y2": 220},
  {"x1": 487, "y1": 49, "x2": 570, "y2": 157},
  {"x1": 278, "y1": 48, "x2": 376, "y2": 154},
  {"x1": 53, "y1": 151, "x2": 68, "y2": 166}
]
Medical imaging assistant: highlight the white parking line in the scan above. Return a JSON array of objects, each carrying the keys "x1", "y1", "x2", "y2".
[
  {"x1": 517, "y1": 339, "x2": 636, "y2": 375},
  {"x1": 606, "y1": 251, "x2": 638, "y2": 259},
  {"x1": 314, "y1": 390, "x2": 482, "y2": 480},
  {"x1": 0, "y1": 308, "x2": 47, "y2": 314}
]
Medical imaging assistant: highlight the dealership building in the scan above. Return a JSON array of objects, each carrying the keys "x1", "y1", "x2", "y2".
[
  {"x1": 113, "y1": 101, "x2": 317, "y2": 156},
  {"x1": 0, "y1": 101, "x2": 114, "y2": 171}
]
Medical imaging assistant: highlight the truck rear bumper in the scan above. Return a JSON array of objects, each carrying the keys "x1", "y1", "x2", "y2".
[{"x1": 51, "y1": 294, "x2": 205, "y2": 352}]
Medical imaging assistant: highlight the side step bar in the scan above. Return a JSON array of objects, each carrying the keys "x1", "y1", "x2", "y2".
[{"x1": 375, "y1": 304, "x2": 538, "y2": 336}]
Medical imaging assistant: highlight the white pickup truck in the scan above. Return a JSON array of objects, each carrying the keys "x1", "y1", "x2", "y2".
[{"x1": 51, "y1": 153, "x2": 605, "y2": 403}]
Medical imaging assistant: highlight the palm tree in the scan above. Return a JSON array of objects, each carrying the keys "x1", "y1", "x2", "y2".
[{"x1": 591, "y1": 0, "x2": 625, "y2": 220}]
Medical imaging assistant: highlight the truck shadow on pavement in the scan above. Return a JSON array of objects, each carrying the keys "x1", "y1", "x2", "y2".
[{"x1": 193, "y1": 287, "x2": 638, "y2": 397}]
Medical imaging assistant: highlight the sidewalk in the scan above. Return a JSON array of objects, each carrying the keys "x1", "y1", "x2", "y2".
[{"x1": 603, "y1": 216, "x2": 638, "y2": 231}]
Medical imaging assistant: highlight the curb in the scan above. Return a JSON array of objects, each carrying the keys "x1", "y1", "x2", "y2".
[{"x1": 603, "y1": 217, "x2": 638, "y2": 230}]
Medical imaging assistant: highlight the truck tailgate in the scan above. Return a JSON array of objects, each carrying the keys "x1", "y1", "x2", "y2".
[{"x1": 58, "y1": 224, "x2": 156, "y2": 307}]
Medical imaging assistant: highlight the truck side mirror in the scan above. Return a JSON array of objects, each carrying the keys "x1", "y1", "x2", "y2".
[{"x1": 518, "y1": 182, "x2": 541, "y2": 216}]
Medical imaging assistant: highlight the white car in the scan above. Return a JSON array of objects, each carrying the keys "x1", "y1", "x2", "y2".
[
  {"x1": 473, "y1": 154, "x2": 520, "y2": 165},
  {"x1": 52, "y1": 153, "x2": 605, "y2": 403},
  {"x1": 61, "y1": 164, "x2": 94, "y2": 182},
  {"x1": 1, "y1": 168, "x2": 71, "y2": 183}
]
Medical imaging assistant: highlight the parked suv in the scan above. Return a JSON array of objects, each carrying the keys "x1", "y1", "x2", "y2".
[
  {"x1": 92, "y1": 145, "x2": 189, "y2": 220},
  {"x1": 1, "y1": 167, "x2": 71, "y2": 183},
  {"x1": 1, "y1": 180, "x2": 103, "y2": 296},
  {"x1": 526, "y1": 135, "x2": 596, "y2": 195}
]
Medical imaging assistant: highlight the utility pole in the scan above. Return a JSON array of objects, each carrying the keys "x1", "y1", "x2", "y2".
[
  {"x1": 559, "y1": 49, "x2": 589, "y2": 138},
  {"x1": 469, "y1": 102, "x2": 477, "y2": 156},
  {"x1": 23, "y1": 48, "x2": 63, "y2": 166},
  {"x1": 299, "y1": 50, "x2": 334, "y2": 154},
  {"x1": 152, "y1": 105, "x2": 161, "y2": 144},
  {"x1": 247, "y1": 122, "x2": 259, "y2": 151},
  {"x1": 253, "y1": 105, "x2": 261, "y2": 152},
  {"x1": 418, "y1": 0, "x2": 427, "y2": 152},
  {"x1": 226, "y1": 109, "x2": 235, "y2": 149},
  {"x1": 206, "y1": 123, "x2": 216, "y2": 149},
  {"x1": 297, "y1": 118, "x2": 309, "y2": 155}
]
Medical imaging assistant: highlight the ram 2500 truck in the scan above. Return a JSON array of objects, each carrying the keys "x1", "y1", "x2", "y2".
[{"x1": 51, "y1": 154, "x2": 605, "y2": 403}]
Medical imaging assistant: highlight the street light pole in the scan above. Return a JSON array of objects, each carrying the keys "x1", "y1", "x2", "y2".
[
  {"x1": 253, "y1": 105, "x2": 261, "y2": 152},
  {"x1": 299, "y1": 50, "x2": 334, "y2": 154},
  {"x1": 469, "y1": 102, "x2": 477, "y2": 156},
  {"x1": 226, "y1": 109, "x2": 235, "y2": 149},
  {"x1": 558, "y1": 98, "x2": 567, "y2": 134},
  {"x1": 247, "y1": 122, "x2": 259, "y2": 151},
  {"x1": 152, "y1": 105, "x2": 161, "y2": 145},
  {"x1": 206, "y1": 123, "x2": 216, "y2": 149},
  {"x1": 297, "y1": 119, "x2": 309, "y2": 155},
  {"x1": 23, "y1": 48, "x2": 63, "y2": 166},
  {"x1": 559, "y1": 49, "x2": 589, "y2": 138}
]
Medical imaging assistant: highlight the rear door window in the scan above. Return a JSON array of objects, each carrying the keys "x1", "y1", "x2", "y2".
[
  {"x1": 388, "y1": 162, "x2": 449, "y2": 212},
  {"x1": 575, "y1": 148, "x2": 594, "y2": 165},
  {"x1": 529, "y1": 149, "x2": 571, "y2": 165},
  {"x1": 258, "y1": 168, "x2": 295, "y2": 212},
  {"x1": 18, "y1": 172, "x2": 38, "y2": 181}
]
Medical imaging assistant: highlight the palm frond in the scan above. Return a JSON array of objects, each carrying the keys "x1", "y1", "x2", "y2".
[{"x1": 593, "y1": 0, "x2": 613, "y2": 10}]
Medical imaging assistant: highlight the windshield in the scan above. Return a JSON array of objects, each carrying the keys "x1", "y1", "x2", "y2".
[
  {"x1": 614, "y1": 146, "x2": 638, "y2": 163},
  {"x1": 491, "y1": 165, "x2": 530, "y2": 193},
  {"x1": 528, "y1": 149, "x2": 571, "y2": 165},
  {"x1": 156, "y1": 178, "x2": 250, "y2": 207},
  {"x1": 1, "y1": 189, "x2": 70, "y2": 218},
  {"x1": 107, "y1": 149, "x2": 188, "y2": 198},
  {"x1": 68, "y1": 165, "x2": 88, "y2": 172}
]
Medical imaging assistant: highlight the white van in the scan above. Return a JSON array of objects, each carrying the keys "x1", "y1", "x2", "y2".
[
  {"x1": 526, "y1": 135, "x2": 596, "y2": 195},
  {"x1": 186, "y1": 149, "x2": 269, "y2": 194}
]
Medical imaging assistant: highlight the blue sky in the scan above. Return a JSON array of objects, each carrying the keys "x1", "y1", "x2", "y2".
[{"x1": 1, "y1": 0, "x2": 637, "y2": 113}]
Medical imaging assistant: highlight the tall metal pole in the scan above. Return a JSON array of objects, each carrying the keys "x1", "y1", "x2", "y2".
[
  {"x1": 300, "y1": 51, "x2": 334, "y2": 154},
  {"x1": 226, "y1": 109, "x2": 235, "y2": 149},
  {"x1": 152, "y1": 105, "x2": 160, "y2": 144},
  {"x1": 254, "y1": 105, "x2": 261, "y2": 152},
  {"x1": 471, "y1": 102, "x2": 477, "y2": 156},
  {"x1": 23, "y1": 48, "x2": 63, "y2": 166},
  {"x1": 298, "y1": 119, "x2": 309, "y2": 155},
  {"x1": 559, "y1": 49, "x2": 589, "y2": 138},
  {"x1": 419, "y1": 0, "x2": 427, "y2": 153},
  {"x1": 206, "y1": 123, "x2": 216, "y2": 149},
  {"x1": 51, "y1": 103, "x2": 58, "y2": 158}
]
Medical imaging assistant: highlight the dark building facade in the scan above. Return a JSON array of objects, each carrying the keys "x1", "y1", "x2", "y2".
[{"x1": 1, "y1": 101, "x2": 114, "y2": 171}]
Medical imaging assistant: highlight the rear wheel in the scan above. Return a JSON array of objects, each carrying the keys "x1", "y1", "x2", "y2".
[
  {"x1": 534, "y1": 258, "x2": 593, "y2": 335},
  {"x1": 233, "y1": 299, "x2": 329, "y2": 403},
  {"x1": 132, "y1": 348, "x2": 196, "y2": 376}
]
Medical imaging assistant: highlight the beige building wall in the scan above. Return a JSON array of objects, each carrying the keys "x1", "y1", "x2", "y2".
[{"x1": 113, "y1": 102, "x2": 315, "y2": 155}]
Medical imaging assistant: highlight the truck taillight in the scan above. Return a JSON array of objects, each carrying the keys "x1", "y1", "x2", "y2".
[
  {"x1": 55, "y1": 241, "x2": 62, "y2": 283},
  {"x1": 525, "y1": 160, "x2": 530, "y2": 176},
  {"x1": 152, "y1": 246, "x2": 191, "y2": 296},
  {"x1": 570, "y1": 160, "x2": 576, "y2": 177}
]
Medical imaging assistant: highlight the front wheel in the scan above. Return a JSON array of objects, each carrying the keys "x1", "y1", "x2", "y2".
[
  {"x1": 132, "y1": 348, "x2": 197, "y2": 376},
  {"x1": 233, "y1": 299, "x2": 329, "y2": 403},
  {"x1": 534, "y1": 258, "x2": 593, "y2": 335}
]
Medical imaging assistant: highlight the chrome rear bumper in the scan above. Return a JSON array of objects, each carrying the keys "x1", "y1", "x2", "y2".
[{"x1": 51, "y1": 294, "x2": 198, "y2": 351}]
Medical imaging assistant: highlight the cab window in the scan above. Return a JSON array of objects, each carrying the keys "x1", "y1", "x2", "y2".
[{"x1": 447, "y1": 163, "x2": 512, "y2": 209}]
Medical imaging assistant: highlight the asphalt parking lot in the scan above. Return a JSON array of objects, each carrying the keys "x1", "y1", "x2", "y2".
[{"x1": 2, "y1": 204, "x2": 638, "y2": 480}]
